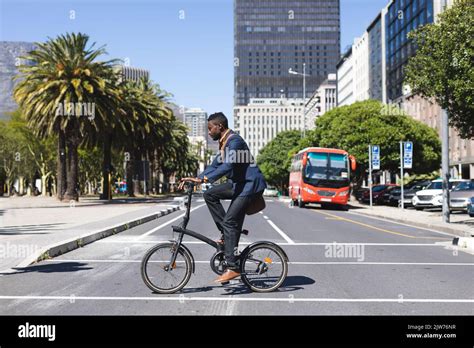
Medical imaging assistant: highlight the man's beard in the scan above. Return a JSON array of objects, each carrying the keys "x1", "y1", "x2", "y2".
[{"x1": 211, "y1": 133, "x2": 220, "y2": 141}]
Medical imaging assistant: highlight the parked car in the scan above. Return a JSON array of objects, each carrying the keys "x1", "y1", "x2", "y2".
[
  {"x1": 382, "y1": 185, "x2": 401, "y2": 205},
  {"x1": 449, "y1": 180, "x2": 474, "y2": 212},
  {"x1": 467, "y1": 197, "x2": 474, "y2": 217},
  {"x1": 361, "y1": 184, "x2": 398, "y2": 204},
  {"x1": 387, "y1": 180, "x2": 431, "y2": 206},
  {"x1": 263, "y1": 186, "x2": 279, "y2": 197},
  {"x1": 412, "y1": 179, "x2": 469, "y2": 210},
  {"x1": 354, "y1": 187, "x2": 369, "y2": 201}
]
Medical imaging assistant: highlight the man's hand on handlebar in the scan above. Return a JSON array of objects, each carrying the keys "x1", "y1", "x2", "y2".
[{"x1": 178, "y1": 177, "x2": 202, "y2": 191}]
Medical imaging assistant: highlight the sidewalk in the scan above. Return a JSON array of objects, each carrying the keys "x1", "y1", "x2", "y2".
[
  {"x1": 0, "y1": 195, "x2": 182, "y2": 272},
  {"x1": 277, "y1": 196, "x2": 474, "y2": 237},
  {"x1": 348, "y1": 200, "x2": 474, "y2": 238}
]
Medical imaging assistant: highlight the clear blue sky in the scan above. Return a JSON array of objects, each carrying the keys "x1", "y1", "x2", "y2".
[{"x1": 0, "y1": 0, "x2": 388, "y2": 127}]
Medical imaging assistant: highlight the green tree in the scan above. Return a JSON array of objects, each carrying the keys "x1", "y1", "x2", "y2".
[
  {"x1": 0, "y1": 113, "x2": 40, "y2": 196},
  {"x1": 14, "y1": 32, "x2": 121, "y2": 201},
  {"x1": 305, "y1": 100, "x2": 441, "y2": 186},
  {"x1": 404, "y1": 0, "x2": 474, "y2": 139},
  {"x1": 257, "y1": 130, "x2": 302, "y2": 190}
]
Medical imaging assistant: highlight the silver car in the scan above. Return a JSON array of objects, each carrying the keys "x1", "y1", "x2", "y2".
[{"x1": 449, "y1": 181, "x2": 474, "y2": 212}]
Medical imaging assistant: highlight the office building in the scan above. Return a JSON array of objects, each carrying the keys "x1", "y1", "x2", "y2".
[
  {"x1": 234, "y1": 0, "x2": 341, "y2": 106},
  {"x1": 234, "y1": 98, "x2": 305, "y2": 158},
  {"x1": 306, "y1": 73, "x2": 337, "y2": 126}
]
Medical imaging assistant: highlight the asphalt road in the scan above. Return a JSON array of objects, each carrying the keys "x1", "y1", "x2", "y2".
[{"x1": 0, "y1": 197, "x2": 473, "y2": 315}]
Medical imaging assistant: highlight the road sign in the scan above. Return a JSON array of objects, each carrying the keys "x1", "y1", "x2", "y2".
[
  {"x1": 403, "y1": 141, "x2": 413, "y2": 169},
  {"x1": 372, "y1": 145, "x2": 380, "y2": 170}
]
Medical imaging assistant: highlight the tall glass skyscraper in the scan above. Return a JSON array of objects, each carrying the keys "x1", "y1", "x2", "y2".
[
  {"x1": 234, "y1": 0, "x2": 340, "y2": 106},
  {"x1": 385, "y1": 0, "x2": 435, "y2": 101}
]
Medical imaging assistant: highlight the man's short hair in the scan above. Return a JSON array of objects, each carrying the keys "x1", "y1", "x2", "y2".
[{"x1": 208, "y1": 112, "x2": 228, "y2": 129}]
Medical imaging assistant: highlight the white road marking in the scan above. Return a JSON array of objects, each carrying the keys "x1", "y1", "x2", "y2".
[
  {"x1": 0, "y1": 295, "x2": 472, "y2": 304},
  {"x1": 266, "y1": 220, "x2": 295, "y2": 244},
  {"x1": 346, "y1": 211, "x2": 458, "y2": 238},
  {"x1": 263, "y1": 216, "x2": 269, "y2": 220},
  {"x1": 135, "y1": 204, "x2": 206, "y2": 240},
  {"x1": 97, "y1": 240, "x2": 445, "y2": 247},
  {"x1": 43, "y1": 259, "x2": 474, "y2": 266}
]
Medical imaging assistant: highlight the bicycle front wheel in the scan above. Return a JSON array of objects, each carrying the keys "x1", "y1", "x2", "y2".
[
  {"x1": 141, "y1": 242, "x2": 192, "y2": 294},
  {"x1": 240, "y1": 243, "x2": 288, "y2": 293}
]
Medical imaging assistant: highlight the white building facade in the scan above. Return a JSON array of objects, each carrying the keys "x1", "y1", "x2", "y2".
[
  {"x1": 353, "y1": 32, "x2": 370, "y2": 102},
  {"x1": 234, "y1": 98, "x2": 305, "y2": 159},
  {"x1": 336, "y1": 48, "x2": 354, "y2": 106},
  {"x1": 184, "y1": 108, "x2": 208, "y2": 138},
  {"x1": 306, "y1": 74, "x2": 337, "y2": 126}
]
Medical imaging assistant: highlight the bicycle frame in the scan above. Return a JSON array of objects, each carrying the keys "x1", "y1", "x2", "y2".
[{"x1": 167, "y1": 183, "x2": 223, "y2": 269}]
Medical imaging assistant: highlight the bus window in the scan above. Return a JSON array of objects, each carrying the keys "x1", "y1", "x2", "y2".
[
  {"x1": 328, "y1": 153, "x2": 348, "y2": 180},
  {"x1": 305, "y1": 153, "x2": 327, "y2": 179}
]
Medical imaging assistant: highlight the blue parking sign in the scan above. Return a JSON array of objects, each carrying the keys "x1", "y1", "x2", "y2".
[
  {"x1": 372, "y1": 145, "x2": 380, "y2": 170},
  {"x1": 403, "y1": 142, "x2": 413, "y2": 169}
]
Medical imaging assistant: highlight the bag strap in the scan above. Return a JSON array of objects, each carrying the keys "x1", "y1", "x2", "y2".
[{"x1": 220, "y1": 133, "x2": 235, "y2": 160}]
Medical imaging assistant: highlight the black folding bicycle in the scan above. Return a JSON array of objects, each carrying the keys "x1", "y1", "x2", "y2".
[{"x1": 141, "y1": 183, "x2": 289, "y2": 293}]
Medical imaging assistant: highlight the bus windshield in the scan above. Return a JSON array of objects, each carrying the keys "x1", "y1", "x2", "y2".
[{"x1": 303, "y1": 152, "x2": 349, "y2": 188}]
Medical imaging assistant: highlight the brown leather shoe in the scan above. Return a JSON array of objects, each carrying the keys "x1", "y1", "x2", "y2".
[{"x1": 214, "y1": 269, "x2": 241, "y2": 283}]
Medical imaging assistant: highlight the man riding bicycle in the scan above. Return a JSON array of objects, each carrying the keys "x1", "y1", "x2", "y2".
[{"x1": 179, "y1": 112, "x2": 267, "y2": 283}]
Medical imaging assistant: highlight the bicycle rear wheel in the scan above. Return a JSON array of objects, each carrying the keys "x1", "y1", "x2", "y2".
[
  {"x1": 240, "y1": 243, "x2": 288, "y2": 292},
  {"x1": 141, "y1": 242, "x2": 192, "y2": 294}
]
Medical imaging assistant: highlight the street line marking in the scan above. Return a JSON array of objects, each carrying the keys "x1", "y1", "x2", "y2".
[
  {"x1": 266, "y1": 220, "x2": 295, "y2": 244},
  {"x1": 312, "y1": 210, "x2": 450, "y2": 240},
  {"x1": 44, "y1": 259, "x2": 474, "y2": 266},
  {"x1": 263, "y1": 216, "x2": 269, "y2": 220},
  {"x1": 0, "y1": 295, "x2": 472, "y2": 304},
  {"x1": 135, "y1": 204, "x2": 205, "y2": 240},
  {"x1": 347, "y1": 211, "x2": 458, "y2": 238},
  {"x1": 97, "y1": 240, "x2": 445, "y2": 246}
]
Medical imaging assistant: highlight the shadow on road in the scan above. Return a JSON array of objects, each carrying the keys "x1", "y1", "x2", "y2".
[
  {"x1": 0, "y1": 223, "x2": 65, "y2": 235},
  {"x1": 168, "y1": 275, "x2": 316, "y2": 296},
  {"x1": 1, "y1": 262, "x2": 93, "y2": 276}
]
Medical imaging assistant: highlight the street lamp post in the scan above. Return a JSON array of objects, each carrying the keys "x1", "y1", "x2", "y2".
[{"x1": 289, "y1": 63, "x2": 308, "y2": 138}]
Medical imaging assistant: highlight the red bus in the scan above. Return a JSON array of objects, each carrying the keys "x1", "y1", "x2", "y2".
[{"x1": 289, "y1": 147, "x2": 356, "y2": 208}]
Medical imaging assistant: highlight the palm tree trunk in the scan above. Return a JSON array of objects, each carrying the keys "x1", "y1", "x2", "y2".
[
  {"x1": 133, "y1": 148, "x2": 141, "y2": 196},
  {"x1": 126, "y1": 146, "x2": 134, "y2": 197},
  {"x1": 64, "y1": 124, "x2": 79, "y2": 201},
  {"x1": 57, "y1": 129, "x2": 67, "y2": 200},
  {"x1": 100, "y1": 132, "x2": 113, "y2": 200}
]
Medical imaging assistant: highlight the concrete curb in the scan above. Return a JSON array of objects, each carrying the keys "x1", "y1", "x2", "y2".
[
  {"x1": 350, "y1": 208, "x2": 473, "y2": 238},
  {"x1": 452, "y1": 237, "x2": 474, "y2": 253},
  {"x1": 17, "y1": 205, "x2": 181, "y2": 268}
]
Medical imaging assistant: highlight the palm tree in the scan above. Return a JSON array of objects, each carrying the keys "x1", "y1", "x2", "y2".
[
  {"x1": 14, "y1": 32, "x2": 120, "y2": 201},
  {"x1": 109, "y1": 77, "x2": 172, "y2": 197}
]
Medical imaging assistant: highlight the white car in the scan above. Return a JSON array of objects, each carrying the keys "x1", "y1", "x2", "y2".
[
  {"x1": 412, "y1": 179, "x2": 469, "y2": 210},
  {"x1": 201, "y1": 183, "x2": 212, "y2": 192},
  {"x1": 263, "y1": 186, "x2": 279, "y2": 197}
]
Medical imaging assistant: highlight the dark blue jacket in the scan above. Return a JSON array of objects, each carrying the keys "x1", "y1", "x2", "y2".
[{"x1": 198, "y1": 131, "x2": 267, "y2": 197}]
